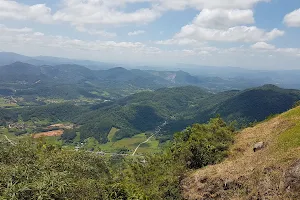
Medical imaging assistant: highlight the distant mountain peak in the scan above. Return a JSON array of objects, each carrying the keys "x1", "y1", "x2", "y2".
[{"x1": 108, "y1": 67, "x2": 128, "y2": 71}]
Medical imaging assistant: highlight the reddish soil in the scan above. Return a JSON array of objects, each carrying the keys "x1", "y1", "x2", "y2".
[{"x1": 33, "y1": 130, "x2": 64, "y2": 138}]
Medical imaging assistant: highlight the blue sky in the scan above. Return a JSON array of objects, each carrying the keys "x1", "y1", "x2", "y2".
[{"x1": 1, "y1": 0, "x2": 300, "y2": 69}]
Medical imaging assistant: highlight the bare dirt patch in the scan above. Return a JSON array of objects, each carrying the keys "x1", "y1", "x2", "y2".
[{"x1": 33, "y1": 130, "x2": 64, "y2": 138}]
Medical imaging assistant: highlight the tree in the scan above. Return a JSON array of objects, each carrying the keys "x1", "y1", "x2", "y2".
[{"x1": 170, "y1": 117, "x2": 235, "y2": 169}]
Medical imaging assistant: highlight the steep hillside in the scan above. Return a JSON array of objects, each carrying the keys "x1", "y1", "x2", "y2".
[{"x1": 182, "y1": 106, "x2": 300, "y2": 200}]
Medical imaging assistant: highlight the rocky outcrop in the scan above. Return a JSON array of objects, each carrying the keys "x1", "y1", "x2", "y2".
[
  {"x1": 285, "y1": 160, "x2": 300, "y2": 198},
  {"x1": 253, "y1": 142, "x2": 265, "y2": 152}
]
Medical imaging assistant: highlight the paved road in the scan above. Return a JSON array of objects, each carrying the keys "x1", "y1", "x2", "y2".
[{"x1": 132, "y1": 121, "x2": 167, "y2": 156}]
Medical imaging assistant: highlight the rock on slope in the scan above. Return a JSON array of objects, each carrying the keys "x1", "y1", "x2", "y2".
[{"x1": 182, "y1": 106, "x2": 300, "y2": 200}]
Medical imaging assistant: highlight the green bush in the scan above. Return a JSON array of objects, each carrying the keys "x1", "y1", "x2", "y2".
[{"x1": 170, "y1": 117, "x2": 235, "y2": 169}]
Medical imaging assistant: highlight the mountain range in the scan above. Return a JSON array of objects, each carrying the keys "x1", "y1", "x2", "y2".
[
  {"x1": 2, "y1": 52, "x2": 300, "y2": 91},
  {"x1": 0, "y1": 62, "x2": 208, "y2": 100}
]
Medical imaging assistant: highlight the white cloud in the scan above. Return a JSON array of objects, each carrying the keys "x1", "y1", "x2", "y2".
[
  {"x1": 251, "y1": 42, "x2": 275, "y2": 50},
  {"x1": 157, "y1": 7, "x2": 283, "y2": 45},
  {"x1": 0, "y1": 24, "x2": 161, "y2": 56},
  {"x1": 182, "y1": 49, "x2": 196, "y2": 56},
  {"x1": 0, "y1": 0, "x2": 53, "y2": 23},
  {"x1": 275, "y1": 48, "x2": 300, "y2": 55},
  {"x1": 156, "y1": 38, "x2": 199, "y2": 45},
  {"x1": 175, "y1": 25, "x2": 284, "y2": 42},
  {"x1": 76, "y1": 26, "x2": 117, "y2": 38},
  {"x1": 193, "y1": 9, "x2": 254, "y2": 29},
  {"x1": 156, "y1": 0, "x2": 271, "y2": 11},
  {"x1": 0, "y1": 0, "x2": 274, "y2": 34},
  {"x1": 0, "y1": 24, "x2": 32, "y2": 33},
  {"x1": 128, "y1": 30, "x2": 146, "y2": 36},
  {"x1": 284, "y1": 9, "x2": 300, "y2": 27},
  {"x1": 34, "y1": 32, "x2": 45, "y2": 36},
  {"x1": 250, "y1": 42, "x2": 300, "y2": 56},
  {"x1": 52, "y1": 0, "x2": 160, "y2": 26}
]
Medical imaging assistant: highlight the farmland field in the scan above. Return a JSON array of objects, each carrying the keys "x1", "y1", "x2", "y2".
[{"x1": 100, "y1": 133, "x2": 160, "y2": 154}]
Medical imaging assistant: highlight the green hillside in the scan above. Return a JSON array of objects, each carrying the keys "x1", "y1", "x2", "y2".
[
  {"x1": 1, "y1": 90, "x2": 300, "y2": 199},
  {"x1": 1, "y1": 85, "x2": 300, "y2": 147}
]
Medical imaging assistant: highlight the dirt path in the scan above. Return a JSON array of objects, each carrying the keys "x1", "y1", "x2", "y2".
[
  {"x1": 3, "y1": 135, "x2": 16, "y2": 146},
  {"x1": 132, "y1": 121, "x2": 167, "y2": 156}
]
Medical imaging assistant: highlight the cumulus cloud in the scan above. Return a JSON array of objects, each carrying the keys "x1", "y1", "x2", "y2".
[
  {"x1": 284, "y1": 9, "x2": 300, "y2": 27},
  {"x1": 157, "y1": 6, "x2": 283, "y2": 44},
  {"x1": 0, "y1": 0, "x2": 53, "y2": 23},
  {"x1": 128, "y1": 30, "x2": 146, "y2": 36},
  {"x1": 251, "y1": 42, "x2": 275, "y2": 50},
  {"x1": 0, "y1": 0, "x2": 270, "y2": 26},
  {"x1": 52, "y1": 0, "x2": 160, "y2": 26},
  {"x1": 0, "y1": 24, "x2": 160, "y2": 55},
  {"x1": 250, "y1": 42, "x2": 300, "y2": 56},
  {"x1": 156, "y1": 0, "x2": 271, "y2": 11},
  {"x1": 174, "y1": 25, "x2": 284, "y2": 43},
  {"x1": 193, "y1": 9, "x2": 254, "y2": 29}
]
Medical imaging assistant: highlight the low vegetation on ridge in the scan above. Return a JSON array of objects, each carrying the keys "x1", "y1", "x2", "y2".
[{"x1": 182, "y1": 106, "x2": 300, "y2": 200}]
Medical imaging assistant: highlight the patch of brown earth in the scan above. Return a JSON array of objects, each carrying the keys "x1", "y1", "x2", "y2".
[{"x1": 33, "y1": 130, "x2": 64, "y2": 138}]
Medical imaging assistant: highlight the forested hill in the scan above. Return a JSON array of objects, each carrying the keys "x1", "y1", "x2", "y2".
[
  {"x1": 2, "y1": 85, "x2": 300, "y2": 144},
  {"x1": 214, "y1": 84, "x2": 300, "y2": 122},
  {"x1": 0, "y1": 62, "x2": 204, "y2": 88},
  {"x1": 0, "y1": 62, "x2": 218, "y2": 100}
]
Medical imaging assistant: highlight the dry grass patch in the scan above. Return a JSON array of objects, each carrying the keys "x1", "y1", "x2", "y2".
[{"x1": 182, "y1": 107, "x2": 300, "y2": 200}]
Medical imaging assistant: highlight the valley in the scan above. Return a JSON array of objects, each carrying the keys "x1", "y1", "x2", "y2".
[
  {"x1": 1, "y1": 57, "x2": 300, "y2": 199},
  {"x1": 1, "y1": 82, "x2": 300, "y2": 154}
]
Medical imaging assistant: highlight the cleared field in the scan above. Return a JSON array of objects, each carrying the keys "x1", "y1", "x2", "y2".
[
  {"x1": 33, "y1": 130, "x2": 64, "y2": 138},
  {"x1": 107, "y1": 127, "x2": 119, "y2": 142},
  {"x1": 0, "y1": 97, "x2": 17, "y2": 108},
  {"x1": 100, "y1": 133, "x2": 160, "y2": 154}
]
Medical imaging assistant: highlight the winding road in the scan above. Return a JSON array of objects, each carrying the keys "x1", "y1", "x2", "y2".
[{"x1": 132, "y1": 121, "x2": 167, "y2": 156}]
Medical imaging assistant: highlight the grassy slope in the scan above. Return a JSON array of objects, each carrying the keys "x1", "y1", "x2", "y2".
[
  {"x1": 107, "y1": 127, "x2": 119, "y2": 142},
  {"x1": 182, "y1": 106, "x2": 300, "y2": 200}
]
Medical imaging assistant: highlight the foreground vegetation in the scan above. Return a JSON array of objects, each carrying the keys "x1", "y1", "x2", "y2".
[{"x1": 0, "y1": 117, "x2": 235, "y2": 199}]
